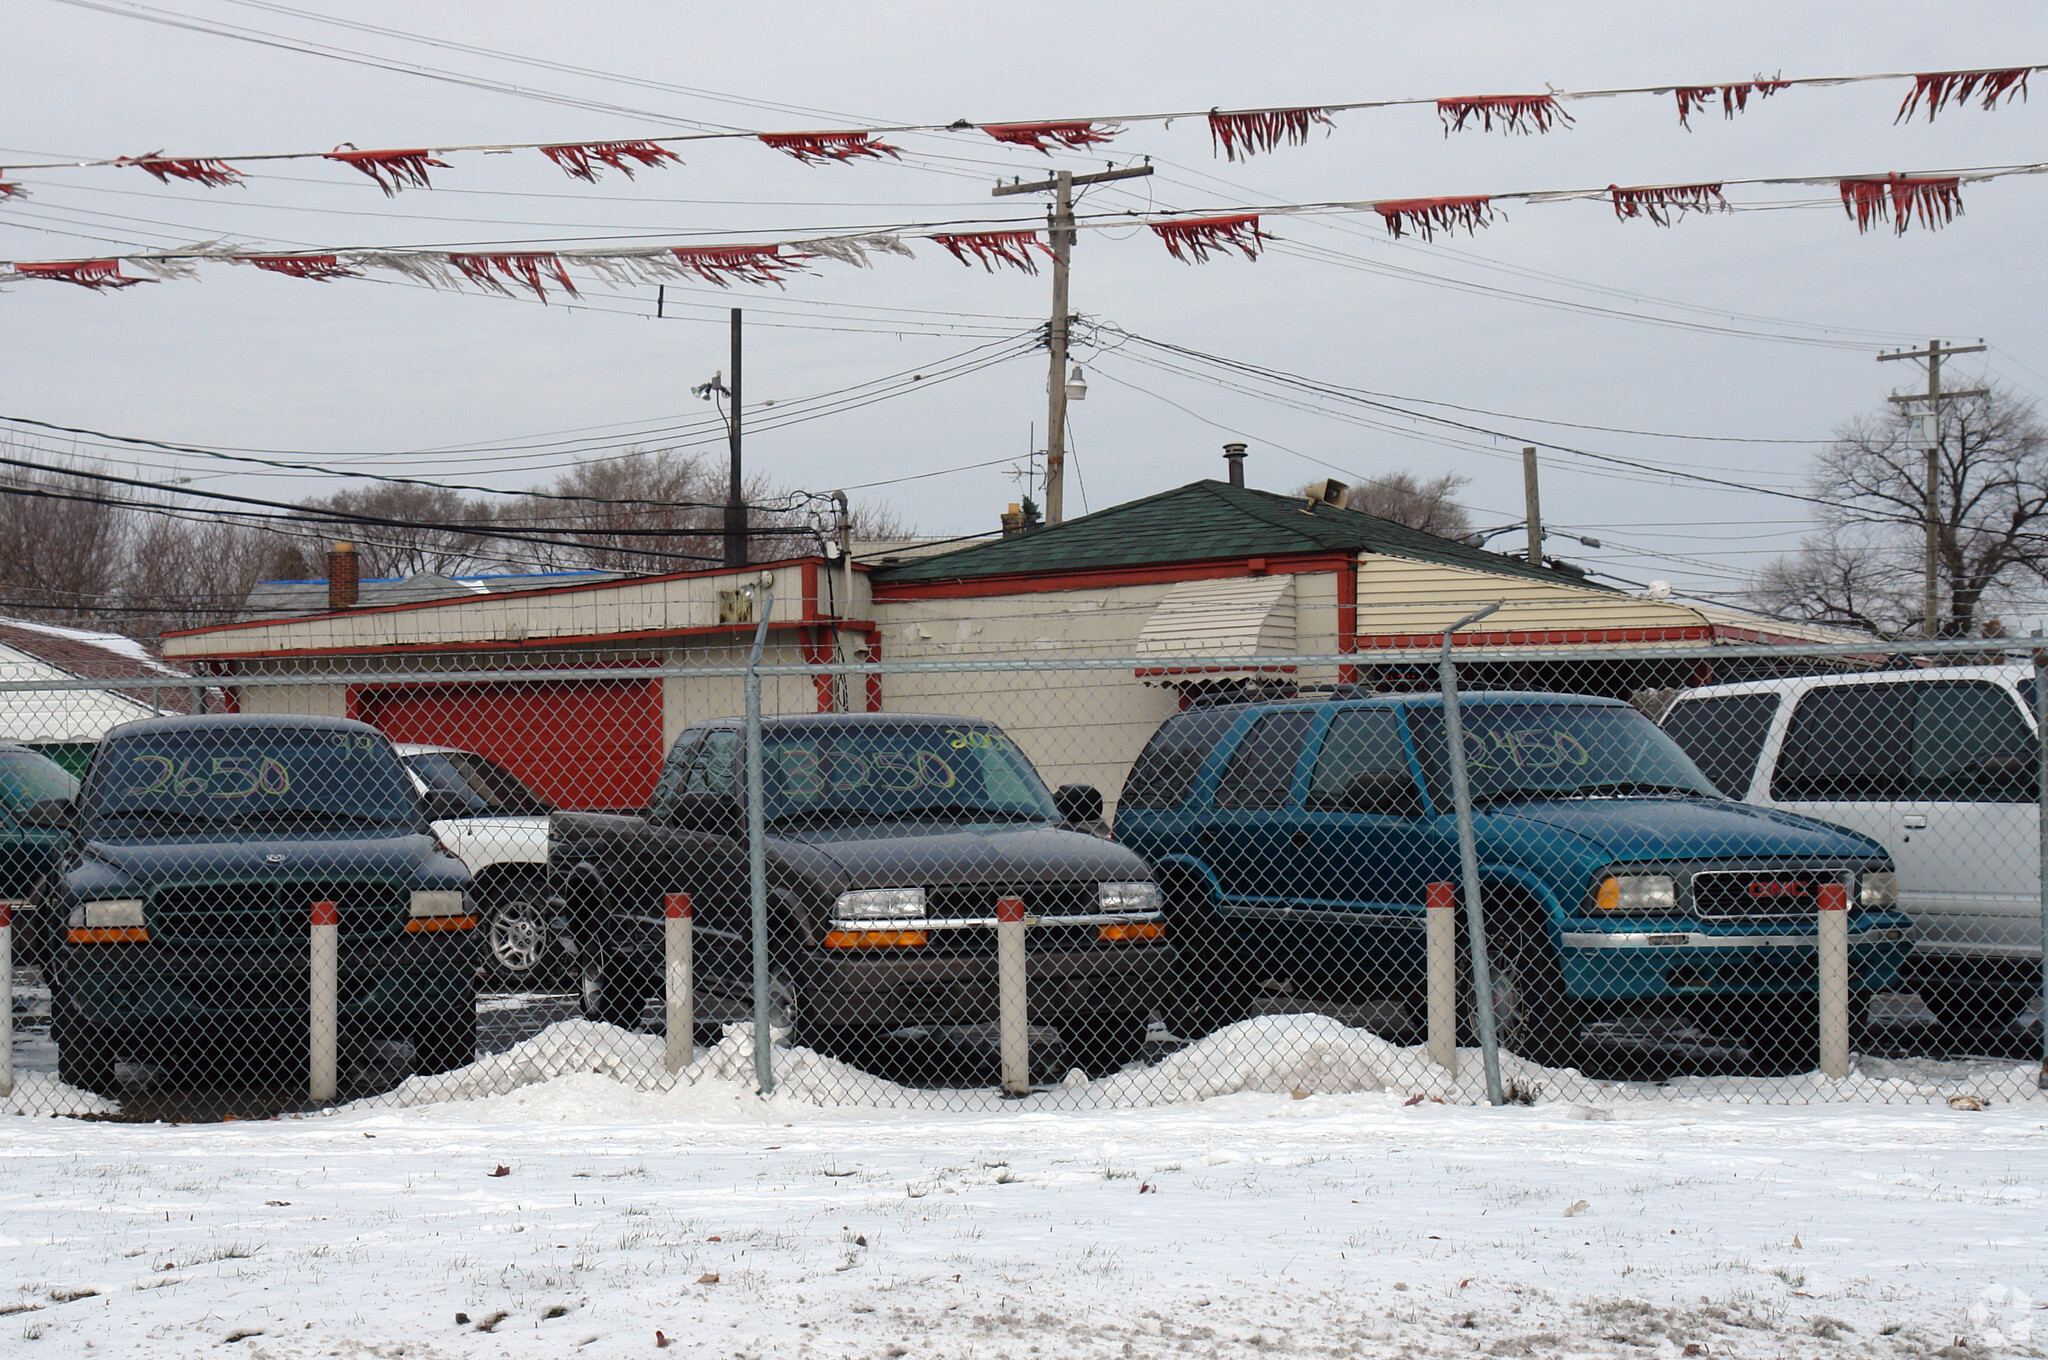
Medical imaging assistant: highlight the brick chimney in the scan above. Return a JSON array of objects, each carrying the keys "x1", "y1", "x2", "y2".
[
  {"x1": 1223, "y1": 442, "x2": 1247, "y2": 487},
  {"x1": 1000, "y1": 503, "x2": 1027, "y2": 538},
  {"x1": 327, "y1": 541, "x2": 359, "y2": 610}
]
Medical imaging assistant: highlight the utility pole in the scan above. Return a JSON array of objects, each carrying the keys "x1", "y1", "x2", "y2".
[
  {"x1": 1881, "y1": 339, "x2": 1986, "y2": 638},
  {"x1": 1521, "y1": 446, "x2": 1543, "y2": 568},
  {"x1": 724, "y1": 307, "x2": 746, "y2": 568},
  {"x1": 994, "y1": 162, "x2": 1152, "y2": 525}
]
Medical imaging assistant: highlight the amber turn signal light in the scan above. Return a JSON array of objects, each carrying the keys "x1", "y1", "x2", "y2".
[
  {"x1": 824, "y1": 929, "x2": 929, "y2": 949},
  {"x1": 67, "y1": 926, "x2": 149, "y2": 944},
  {"x1": 1098, "y1": 922, "x2": 1164, "y2": 942},
  {"x1": 405, "y1": 914, "x2": 478, "y2": 933}
]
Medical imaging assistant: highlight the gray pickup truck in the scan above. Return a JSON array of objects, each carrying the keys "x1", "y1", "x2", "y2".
[{"x1": 548, "y1": 713, "x2": 1171, "y2": 1074}]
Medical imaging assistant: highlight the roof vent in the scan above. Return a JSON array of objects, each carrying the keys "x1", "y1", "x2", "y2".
[{"x1": 1222, "y1": 442, "x2": 1247, "y2": 487}]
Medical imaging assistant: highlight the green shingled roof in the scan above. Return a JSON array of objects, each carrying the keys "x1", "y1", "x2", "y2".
[{"x1": 869, "y1": 479, "x2": 1617, "y2": 591}]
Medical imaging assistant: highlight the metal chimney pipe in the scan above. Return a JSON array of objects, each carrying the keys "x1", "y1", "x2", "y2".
[{"x1": 1222, "y1": 442, "x2": 1247, "y2": 488}]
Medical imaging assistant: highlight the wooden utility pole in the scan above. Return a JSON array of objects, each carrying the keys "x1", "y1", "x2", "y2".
[
  {"x1": 723, "y1": 307, "x2": 746, "y2": 568},
  {"x1": 1521, "y1": 446, "x2": 1542, "y2": 568},
  {"x1": 994, "y1": 163, "x2": 1153, "y2": 525},
  {"x1": 1881, "y1": 339, "x2": 1986, "y2": 638}
]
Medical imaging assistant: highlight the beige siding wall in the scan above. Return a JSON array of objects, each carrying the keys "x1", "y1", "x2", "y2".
[{"x1": 1354, "y1": 556, "x2": 1707, "y2": 642}]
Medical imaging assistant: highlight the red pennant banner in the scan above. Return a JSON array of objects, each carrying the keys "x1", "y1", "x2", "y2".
[
  {"x1": 1674, "y1": 81, "x2": 1790, "y2": 130},
  {"x1": 1839, "y1": 173, "x2": 1964, "y2": 234},
  {"x1": 325, "y1": 148, "x2": 451, "y2": 195},
  {"x1": 757, "y1": 132, "x2": 903, "y2": 165},
  {"x1": 1207, "y1": 108, "x2": 1334, "y2": 161},
  {"x1": 246, "y1": 254, "x2": 361, "y2": 281},
  {"x1": 1607, "y1": 182, "x2": 1728, "y2": 225},
  {"x1": 1151, "y1": 213, "x2": 1273, "y2": 263},
  {"x1": 669, "y1": 245, "x2": 810, "y2": 286},
  {"x1": 1437, "y1": 95, "x2": 1572, "y2": 136},
  {"x1": 1372, "y1": 195, "x2": 1493, "y2": 241},
  {"x1": 540, "y1": 141, "x2": 682, "y2": 181},
  {"x1": 15, "y1": 259, "x2": 143, "y2": 289},
  {"x1": 0, "y1": 181, "x2": 22, "y2": 199},
  {"x1": 448, "y1": 253, "x2": 580, "y2": 302},
  {"x1": 981, "y1": 122, "x2": 1116, "y2": 154},
  {"x1": 932, "y1": 231, "x2": 1053, "y2": 274},
  {"x1": 116, "y1": 155, "x2": 244, "y2": 187},
  {"x1": 1897, "y1": 68, "x2": 2031, "y2": 123}
]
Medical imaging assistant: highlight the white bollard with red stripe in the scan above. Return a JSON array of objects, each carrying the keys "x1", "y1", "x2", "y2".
[
  {"x1": 665, "y1": 892, "x2": 694, "y2": 1074},
  {"x1": 0, "y1": 902, "x2": 13, "y2": 1100},
  {"x1": 1817, "y1": 882, "x2": 1850, "y2": 1080},
  {"x1": 997, "y1": 894, "x2": 1029, "y2": 1096},
  {"x1": 1426, "y1": 882, "x2": 1458, "y2": 1073},
  {"x1": 309, "y1": 899, "x2": 338, "y2": 1103}
]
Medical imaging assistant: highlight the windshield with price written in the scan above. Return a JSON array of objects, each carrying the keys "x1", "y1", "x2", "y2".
[
  {"x1": 761, "y1": 722, "x2": 1057, "y2": 824},
  {"x1": 82, "y1": 727, "x2": 423, "y2": 832},
  {"x1": 1405, "y1": 702, "x2": 1720, "y2": 810}
]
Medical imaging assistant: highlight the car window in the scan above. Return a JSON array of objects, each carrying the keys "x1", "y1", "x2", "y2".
[
  {"x1": 1660, "y1": 693, "x2": 1780, "y2": 798},
  {"x1": 1119, "y1": 709, "x2": 1240, "y2": 810},
  {"x1": 688, "y1": 730, "x2": 741, "y2": 796},
  {"x1": 1212, "y1": 709, "x2": 1317, "y2": 811},
  {"x1": 1771, "y1": 684, "x2": 1911, "y2": 800},
  {"x1": 0, "y1": 748, "x2": 78, "y2": 811},
  {"x1": 80, "y1": 726, "x2": 420, "y2": 830},
  {"x1": 1912, "y1": 680, "x2": 2036, "y2": 802},
  {"x1": 647, "y1": 731, "x2": 704, "y2": 817},
  {"x1": 1305, "y1": 708, "x2": 1415, "y2": 811},
  {"x1": 758, "y1": 721, "x2": 1055, "y2": 822},
  {"x1": 1407, "y1": 701, "x2": 1720, "y2": 808},
  {"x1": 405, "y1": 751, "x2": 551, "y2": 815}
]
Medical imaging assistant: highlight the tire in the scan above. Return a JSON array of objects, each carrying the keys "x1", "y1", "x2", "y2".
[
  {"x1": 1060, "y1": 1011, "x2": 1149, "y2": 1077},
  {"x1": 413, "y1": 1004, "x2": 479, "y2": 1076},
  {"x1": 1731, "y1": 995, "x2": 1818, "y2": 1075},
  {"x1": 1159, "y1": 873, "x2": 1259, "y2": 1042},
  {"x1": 1460, "y1": 896, "x2": 1576, "y2": 1069},
  {"x1": 579, "y1": 946, "x2": 652, "y2": 1031},
  {"x1": 1923, "y1": 983, "x2": 2026, "y2": 1056},
  {"x1": 54, "y1": 1004, "x2": 120, "y2": 1096},
  {"x1": 478, "y1": 875, "x2": 555, "y2": 987}
]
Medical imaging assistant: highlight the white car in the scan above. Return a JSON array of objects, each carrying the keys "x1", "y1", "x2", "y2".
[{"x1": 398, "y1": 744, "x2": 558, "y2": 986}]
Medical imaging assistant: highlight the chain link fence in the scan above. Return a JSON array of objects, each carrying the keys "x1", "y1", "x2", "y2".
[{"x1": 3, "y1": 633, "x2": 2043, "y2": 1120}]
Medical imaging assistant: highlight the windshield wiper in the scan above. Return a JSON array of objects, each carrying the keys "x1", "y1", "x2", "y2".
[
  {"x1": 228, "y1": 808, "x2": 410, "y2": 829},
  {"x1": 1468, "y1": 786, "x2": 1566, "y2": 808},
  {"x1": 91, "y1": 808, "x2": 225, "y2": 828},
  {"x1": 883, "y1": 803, "x2": 1049, "y2": 823},
  {"x1": 1574, "y1": 781, "x2": 1712, "y2": 799}
]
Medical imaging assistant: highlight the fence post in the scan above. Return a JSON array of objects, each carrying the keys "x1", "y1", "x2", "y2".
[
  {"x1": 1438, "y1": 601, "x2": 1505, "y2": 1107},
  {"x1": 2035, "y1": 651, "x2": 2047, "y2": 1091},
  {"x1": 1817, "y1": 882, "x2": 1850, "y2": 1080},
  {"x1": 665, "y1": 892, "x2": 694, "y2": 1074},
  {"x1": 309, "y1": 899, "x2": 338, "y2": 1103},
  {"x1": 0, "y1": 902, "x2": 12, "y2": 1101},
  {"x1": 744, "y1": 587, "x2": 775, "y2": 1097},
  {"x1": 997, "y1": 894, "x2": 1030, "y2": 1096},
  {"x1": 1425, "y1": 882, "x2": 1458, "y2": 1073}
]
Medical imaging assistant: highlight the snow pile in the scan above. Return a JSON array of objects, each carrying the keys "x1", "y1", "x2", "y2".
[
  {"x1": 3, "y1": 1071, "x2": 118, "y2": 1118},
  {"x1": 367, "y1": 1018, "x2": 671, "y2": 1108}
]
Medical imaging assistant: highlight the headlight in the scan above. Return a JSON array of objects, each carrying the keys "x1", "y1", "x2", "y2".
[
  {"x1": 1858, "y1": 871, "x2": 1898, "y2": 910},
  {"x1": 69, "y1": 899, "x2": 145, "y2": 929},
  {"x1": 833, "y1": 887, "x2": 927, "y2": 920},
  {"x1": 1099, "y1": 881, "x2": 1162, "y2": 913},
  {"x1": 409, "y1": 889, "x2": 468, "y2": 919},
  {"x1": 1594, "y1": 875, "x2": 1676, "y2": 914}
]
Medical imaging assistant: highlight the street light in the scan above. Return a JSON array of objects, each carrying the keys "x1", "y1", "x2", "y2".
[{"x1": 1064, "y1": 366, "x2": 1088, "y2": 402}]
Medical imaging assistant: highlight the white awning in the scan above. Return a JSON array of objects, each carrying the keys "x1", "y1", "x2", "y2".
[
  {"x1": 0, "y1": 645, "x2": 164, "y2": 744},
  {"x1": 1135, "y1": 575, "x2": 1297, "y2": 672}
]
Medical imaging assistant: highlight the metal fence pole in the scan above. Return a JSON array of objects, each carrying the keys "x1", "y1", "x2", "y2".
[
  {"x1": 0, "y1": 903, "x2": 12, "y2": 1101},
  {"x1": 2036, "y1": 652, "x2": 2047, "y2": 1091},
  {"x1": 665, "y1": 892, "x2": 694, "y2": 1075},
  {"x1": 1439, "y1": 602, "x2": 1505, "y2": 1107},
  {"x1": 309, "y1": 899, "x2": 338, "y2": 1103},
  {"x1": 997, "y1": 895, "x2": 1030, "y2": 1095},
  {"x1": 1425, "y1": 882, "x2": 1458, "y2": 1073},
  {"x1": 1817, "y1": 882, "x2": 1850, "y2": 1080},
  {"x1": 745, "y1": 588, "x2": 775, "y2": 1096}
]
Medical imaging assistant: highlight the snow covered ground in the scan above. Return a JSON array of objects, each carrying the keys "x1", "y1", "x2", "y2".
[{"x1": 4, "y1": 1017, "x2": 2045, "y2": 1358}]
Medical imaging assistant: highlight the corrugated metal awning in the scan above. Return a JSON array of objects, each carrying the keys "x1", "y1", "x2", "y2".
[
  {"x1": 1135, "y1": 574, "x2": 1297, "y2": 674},
  {"x1": 0, "y1": 645, "x2": 164, "y2": 743}
]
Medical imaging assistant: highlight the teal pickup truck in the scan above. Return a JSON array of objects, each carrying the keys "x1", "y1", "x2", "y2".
[
  {"x1": 0, "y1": 743, "x2": 77, "y2": 905},
  {"x1": 1114, "y1": 692, "x2": 1915, "y2": 1069}
]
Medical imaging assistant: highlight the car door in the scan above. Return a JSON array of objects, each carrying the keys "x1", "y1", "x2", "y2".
[
  {"x1": 1202, "y1": 709, "x2": 1319, "y2": 959},
  {"x1": 1287, "y1": 706, "x2": 1440, "y2": 992}
]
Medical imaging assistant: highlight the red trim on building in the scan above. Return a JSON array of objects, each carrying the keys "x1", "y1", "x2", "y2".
[
  {"x1": 166, "y1": 619, "x2": 876, "y2": 663},
  {"x1": 1134, "y1": 665, "x2": 1299, "y2": 677},
  {"x1": 1357, "y1": 625, "x2": 1715, "y2": 650},
  {"x1": 860, "y1": 626, "x2": 884, "y2": 713}
]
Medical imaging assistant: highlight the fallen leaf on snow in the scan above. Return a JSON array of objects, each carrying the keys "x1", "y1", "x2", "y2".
[
  {"x1": 1563, "y1": 1200, "x2": 1590, "y2": 1218},
  {"x1": 656, "y1": 1331, "x2": 671, "y2": 1348},
  {"x1": 1948, "y1": 1095, "x2": 1986, "y2": 1112},
  {"x1": 489, "y1": 1165, "x2": 511, "y2": 1177},
  {"x1": 697, "y1": 1272, "x2": 720, "y2": 1285},
  {"x1": 1402, "y1": 1094, "x2": 1426, "y2": 1107}
]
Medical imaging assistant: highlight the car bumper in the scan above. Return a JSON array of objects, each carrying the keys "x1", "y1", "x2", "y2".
[
  {"x1": 1560, "y1": 920, "x2": 1914, "y2": 997},
  {"x1": 803, "y1": 939, "x2": 1172, "y2": 1028}
]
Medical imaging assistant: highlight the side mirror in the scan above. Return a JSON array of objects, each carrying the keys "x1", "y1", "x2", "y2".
[
  {"x1": 421, "y1": 790, "x2": 477, "y2": 823},
  {"x1": 1054, "y1": 783, "x2": 1104, "y2": 827},
  {"x1": 670, "y1": 790, "x2": 745, "y2": 838},
  {"x1": 1342, "y1": 772, "x2": 1426, "y2": 819},
  {"x1": 20, "y1": 798, "x2": 75, "y2": 829}
]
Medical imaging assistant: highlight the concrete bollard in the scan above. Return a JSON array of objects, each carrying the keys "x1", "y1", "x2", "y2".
[
  {"x1": 1817, "y1": 882, "x2": 1850, "y2": 1080},
  {"x1": 997, "y1": 894, "x2": 1029, "y2": 1096},
  {"x1": 1426, "y1": 882, "x2": 1458, "y2": 1073},
  {"x1": 0, "y1": 902, "x2": 12, "y2": 1100},
  {"x1": 665, "y1": 892, "x2": 694, "y2": 1074},
  {"x1": 309, "y1": 899, "x2": 338, "y2": 1103}
]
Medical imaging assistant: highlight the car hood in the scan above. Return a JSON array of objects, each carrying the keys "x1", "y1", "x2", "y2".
[
  {"x1": 1486, "y1": 796, "x2": 1885, "y2": 862},
  {"x1": 776, "y1": 819, "x2": 1148, "y2": 888},
  {"x1": 79, "y1": 832, "x2": 445, "y2": 888}
]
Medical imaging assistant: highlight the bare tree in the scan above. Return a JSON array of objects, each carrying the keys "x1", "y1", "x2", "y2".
[
  {"x1": 295, "y1": 483, "x2": 495, "y2": 579},
  {"x1": 116, "y1": 512, "x2": 300, "y2": 638},
  {"x1": 0, "y1": 452, "x2": 131, "y2": 625},
  {"x1": 1753, "y1": 387, "x2": 2048, "y2": 637},
  {"x1": 1332, "y1": 471, "x2": 1473, "y2": 540}
]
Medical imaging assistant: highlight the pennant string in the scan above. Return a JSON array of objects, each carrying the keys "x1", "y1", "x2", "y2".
[
  {"x1": 1151, "y1": 214, "x2": 1273, "y2": 263},
  {"x1": 115, "y1": 155, "x2": 244, "y2": 187},
  {"x1": 931, "y1": 231, "x2": 1052, "y2": 274},
  {"x1": 1839, "y1": 173, "x2": 1964, "y2": 234},
  {"x1": 1207, "y1": 108, "x2": 1335, "y2": 160},
  {"x1": 325, "y1": 148, "x2": 452, "y2": 195},
  {"x1": 242, "y1": 254, "x2": 360, "y2": 281},
  {"x1": 1607, "y1": 182, "x2": 1728, "y2": 225},
  {"x1": 1437, "y1": 95, "x2": 1573, "y2": 136},
  {"x1": 1371, "y1": 196, "x2": 1494, "y2": 241},
  {"x1": 981, "y1": 122, "x2": 1116, "y2": 154},
  {"x1": 448, "y1": 252, "x2": 579, "y2": 301},
  {"x1": 757, "y1": 132, "x2": 903, "y2": 165},
  {"x1": 540, "y1": 141, "x2": 683, "y2": 181},
  {"x1": 1675, "y1": 80, "x2": 1790, "y2": 129},
  {"x1": 1896, "y1": 68, "x2": 2031, "y2": 122},
  {"x1": 14, "y1": 259, "x2": 145, "y2": 289},
  {"x1": 669, "y1": 245, "x2": 811, "y2": 286}
]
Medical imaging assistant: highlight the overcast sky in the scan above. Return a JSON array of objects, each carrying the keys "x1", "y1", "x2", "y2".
[{"x1": 6, "y1": 1, "x2": 2046, "y2": 615}]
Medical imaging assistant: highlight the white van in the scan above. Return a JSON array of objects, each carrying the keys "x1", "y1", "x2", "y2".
[{"x1": 1659, "y1": 664, "x2": 2041, "y2": 1045}]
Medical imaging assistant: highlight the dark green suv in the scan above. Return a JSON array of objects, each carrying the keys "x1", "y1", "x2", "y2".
[
  {"x1": 24, "y1": 715, "x2": 478, "y2": 1095},
  {"x1": 0, "y1": 743, "x2": 77, "y2": 905}
]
